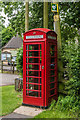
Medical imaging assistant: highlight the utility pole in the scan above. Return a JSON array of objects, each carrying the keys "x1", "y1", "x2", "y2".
[
  {"x1": 25, "y1": 2, "x2": 29, "y2": 32},
  {"x1": 51, "y1": 2, "x2": 63, "y2": 93},
  {"x1": 43, "y1": 1, "x2": 48, "y2": 28}
]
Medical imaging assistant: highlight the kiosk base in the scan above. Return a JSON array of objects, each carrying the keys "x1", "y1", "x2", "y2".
[{"x1": 22, "y1": 103, "x2": 48, "y2": 109}]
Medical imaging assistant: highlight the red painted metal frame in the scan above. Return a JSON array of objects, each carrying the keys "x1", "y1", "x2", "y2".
[
  {"x1": 23, "y1": 42, "x2": 45, "y2": 106},
  {"x1": 23, "y1": 28, "x2": 57, "y2": 107}
]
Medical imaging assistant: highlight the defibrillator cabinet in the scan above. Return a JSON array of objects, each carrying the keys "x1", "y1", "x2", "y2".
[{"x1": 23, "y1": 28, "x2": 58, "y2": 108}]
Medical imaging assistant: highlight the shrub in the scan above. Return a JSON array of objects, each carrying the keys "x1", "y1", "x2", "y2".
[
  {"x1": 50, "y1": 96, "x2": 80, "y2": 117},
  {"x1": 16, "y1": 45, "x2": 23, "y2": 77}
]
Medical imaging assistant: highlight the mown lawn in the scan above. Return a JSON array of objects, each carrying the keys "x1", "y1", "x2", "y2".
[{"x1": 0, "y1": 85, "x2": 22, "y2": 116}]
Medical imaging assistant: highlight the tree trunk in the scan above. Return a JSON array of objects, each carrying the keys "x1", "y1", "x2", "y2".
[
  {"x1": 43, "y1": 2, "x2": 48, "y2": 28},
  {"x1": 25, "y1": 2, "x2": 29, "y2": 32},
  {"x1": 53, "y1": 3, "x2": 64, "y2": 94}
]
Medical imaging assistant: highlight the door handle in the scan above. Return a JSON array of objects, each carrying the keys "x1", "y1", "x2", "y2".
[{"x1": 42, "y1": 66, "x2": 44, "y2": 69}]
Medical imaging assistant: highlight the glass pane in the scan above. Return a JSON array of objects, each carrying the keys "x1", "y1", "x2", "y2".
[
  {"x1": 28, "y1": 58, "x2": 39, "y2": 63},
  {"x1": 40, "y1": 71, "x2": 41, "y2": 77},
  {"x1": 50, "y1": 64, "x2": 55, "y2": 69},
  {"x1": 7, "y1": 54, "x2": 11, "y2": 60},
  {"x1": 51, "y1": 70, "x2": 55, "y2": 75},
  {"x1": 28, "y1": 71, "x2": 38, "y2": 76},
  {"x1": 26, "y1": 51, "x2": 28, "y2": 57},
  {"x1": 29, "y1": 45, "x2": 41, "y2": 50},
  {"x1": 50, "y1": 83, "x2": 55, "y2": 89},
  {"x1": 50, "y1": 89, "x2": 55, "y2": 95},
  {"x1": 28, "y1": 78, "x2": 38, "y2": 83},
  {"x1": 50, "y1": 77, "x2": 55, "y2": 82},
  {"x1": 28, "y1": 64, "x2": 39, "y2": 70},
  {"x1": 1, "y1": 54, "x2": 6, "y2": 60},
  {"x1": 50, "y1": 45, "x2": 55, "y2": 50},
  {"x1": 51, "y1": 58, "x2": 55, "y2": 63},
  {"x1": 40, "y1": 78, "x2": 41, "y2": 83},
  {"x1": 26, "y1": 45, "x2": 28, "y2": 50},
  {"x1": 26, "y1": 90, "x2": 28, "y2": 95},
  {"x1": 29, "y1": 84, "x2": 41, "y2": 90},
  {"x1": 40, "y1": 92, "x2": 41, "y2": 97},
  {"x1": 26, "y1": 71, "x2": 28, "y2": 76},
  {"x1": 26, "y1": 64, "x2": 28, "y2": 70},
  {"x1": 26, "y1": 84, "x2": 28, "y2": 89},
  {"x1": 29, "y1": 51, "x2": 41, "y2": 57},
  {"x1": 29, "y1": 91, "x2": 38, "y2": 97},
  {"x1": 50, "y1": 51, "x2": 55, "y2": 56},
  {"x1": 26, "y1": 77, "x2": 28, "y2": 82}
]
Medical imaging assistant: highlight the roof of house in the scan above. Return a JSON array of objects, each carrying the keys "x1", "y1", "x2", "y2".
[{"x1": 2, "y1": 34, "x2": 23, "y2": 49}]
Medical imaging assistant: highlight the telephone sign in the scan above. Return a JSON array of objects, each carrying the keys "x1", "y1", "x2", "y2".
[{"x1": 51, "y1": 3, "x2": 58, "y2": 13}]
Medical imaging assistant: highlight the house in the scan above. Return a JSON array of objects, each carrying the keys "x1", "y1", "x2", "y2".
[{"x1": 1, "y1": 34, "x2": 23, "y2": 64}]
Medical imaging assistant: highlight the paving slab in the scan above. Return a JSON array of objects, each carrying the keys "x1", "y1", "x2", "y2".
[{"x1": 14, "y1": 106, "x2": 43, "y2": 117}]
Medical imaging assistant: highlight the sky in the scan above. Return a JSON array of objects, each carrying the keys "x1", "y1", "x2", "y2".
[{"x1": 1, "y1": 9, "x2": 9, "y2": 27}]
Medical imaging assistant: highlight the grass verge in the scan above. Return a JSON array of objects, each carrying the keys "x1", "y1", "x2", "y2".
[
  {"x1": 34, "y1": 96, "x2": 79, "y2": 118},
  {"x1": 0, "y1": 85, "x2": 22, "y2": 116},
  {"x1": 34, "y1": 109, "x2": 77, "y2": 118}
]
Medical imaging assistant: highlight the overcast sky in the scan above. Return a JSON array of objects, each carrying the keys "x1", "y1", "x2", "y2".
[{"x1": 1, "y1": 9, "x2": 9, "y2": 27}]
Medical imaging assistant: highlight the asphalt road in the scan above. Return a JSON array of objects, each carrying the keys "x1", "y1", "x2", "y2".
[
  {"x1": 1, "y1": 113, "x2": 33, "y2": 119},
  {"x1": 0, "y1": 73, "x2": 20, "y2": 86}
]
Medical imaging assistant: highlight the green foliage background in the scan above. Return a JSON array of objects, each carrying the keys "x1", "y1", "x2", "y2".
[{"x1": 1, "y1": 1, "x2": 80, "y2": 117}]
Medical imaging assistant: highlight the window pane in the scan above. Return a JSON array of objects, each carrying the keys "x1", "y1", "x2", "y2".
[
  {"x1": 26, "y1": 45, "x2": 28, "y2": 50},
  {"x1": 40, "y1": 71, "x2": 41, "y2": 77},
  {"x1": 29, "y1": 51, "x2": 41, "y2": 57},
  {"x1": 28, "y1": 65, "x2": 39, "y2": 70},
  {"x1": 29, "y1": 84, "x2": 41, "y2": 90},
  {"x1": 26, "y1": 51, "x2": 28, "y2": 57},
  {"x1": 26, "y1": 84, "x2": 28, "y2": 89},
  {"x1": 29, "y1": 45, "x2": 38, "y2": 50},
  {"x1": 51, "y1": 58, "x2": 55, "y2": 63},
  {"x1": 50, "y1": 64, "x2": 55, "y2": 69},
  {"x1": 28, "y1": 44, "x2": 41, "y2": 50},
  {"x1": 29, "y1": 91, "x2": 38, "y2": 97},
  {"x1": 28, "y1": 78, "x2": 38, "y2": 83},
  {"x1": 28, "y1": 71, "x2": 38, "y2": 76},
  {"x1": 51, "y1": 70, "x2": 55, "y2": 75},
  {"x1": 50, "y1": 45, "x2": 55, "y2": 50},
  {"x1": 50, "y1": 77, "x2": 55, "y2": 82},
  {"x1": 26, "y1": 77, "x2": 28, "y2": 82},
  {"x1": 50, "y1": 83, "x2": 55, "y2": 89},
  {"x1": 7, "y1": 54, "x2": 11, "y2": 60},
  {"x1": 28, "y1": 58, "x2": 39, "y2": 63},
  {"x1": 50, "y1": 51, "x2": 55, "y2": 56},
  {"x1": 1, "y1": 54, "x2": 6, "y2": 60},
  {"x1": 50, "y1": 89, "x2": 55, "y2": 95},
  {"x1": 26, "y1": 90, "x2": 28, "y2": 95},
  {"x1": 40, "y1": 78, "x2": 41, "y2": 84}
]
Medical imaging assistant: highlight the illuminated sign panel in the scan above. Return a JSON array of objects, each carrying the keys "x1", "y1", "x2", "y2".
[
  {"x1": 26, "y1": 35, "x2": 43, "y2": 39},
  {"x1": 48, "y1": 36, "x2": 56, "y2": 40}
]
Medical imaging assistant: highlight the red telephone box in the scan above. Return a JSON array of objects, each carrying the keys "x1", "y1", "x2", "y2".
[{"x1": 23, "y1": 28, "x2": 58, "y2": 108}]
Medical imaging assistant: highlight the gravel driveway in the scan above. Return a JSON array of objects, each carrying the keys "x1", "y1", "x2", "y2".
[{"x1": 0, "y1": 73, "x2": 20, "y2": 86}]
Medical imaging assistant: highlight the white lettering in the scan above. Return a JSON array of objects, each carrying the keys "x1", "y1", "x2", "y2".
[
  {"x1": 26, "y1": 35, "x2": 43, "y2": 39},
  {"x1": 48, "y1": 36, "x2": 56, "y2": 40}
]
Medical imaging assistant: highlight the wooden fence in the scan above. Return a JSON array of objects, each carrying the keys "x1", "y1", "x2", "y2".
[{"x1": 0, "y1": 60, "x2": 18, "y2": 74}]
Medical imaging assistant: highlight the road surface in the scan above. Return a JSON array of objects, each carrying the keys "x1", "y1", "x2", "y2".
[{"x1": 0, "y1": 73, "x2": 20, "y2": 86}]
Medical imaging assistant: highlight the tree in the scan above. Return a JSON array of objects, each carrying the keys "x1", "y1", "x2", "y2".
[
  {"x1": 2, "y1": 2, "x2": 25, "y2": 35},
  {"x1": 59, "y1": 2, "x2": 80, "y2": 30},
  {"x1": 16, "y1": 45, "x2": 23, "y2": 77},
  {"x1": 2, "y1": 26, "x2": 16, "y2": 47}
]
